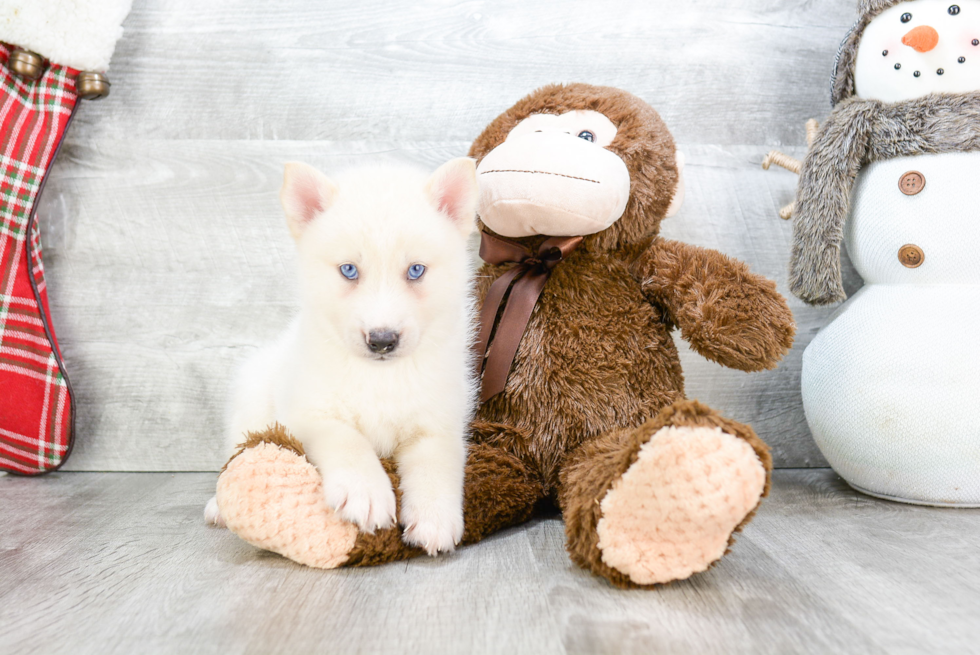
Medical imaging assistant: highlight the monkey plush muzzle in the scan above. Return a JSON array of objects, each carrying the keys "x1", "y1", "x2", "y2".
[{"x1": 475, "y1": 129, "x2": 631, "y2": 237}]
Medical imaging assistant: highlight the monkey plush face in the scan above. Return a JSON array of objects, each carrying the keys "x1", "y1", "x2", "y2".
[
  {"x1": 475, "y1": 110, "x2": 632, "y2": 237},
  {"x1": 469, "y1": 84, "x2": 684, "y2": 250}
]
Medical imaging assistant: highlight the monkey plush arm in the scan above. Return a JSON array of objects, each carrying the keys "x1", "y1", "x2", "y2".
[{"x1": 629, "y1": 238, "x2": 795, "y2": 372}]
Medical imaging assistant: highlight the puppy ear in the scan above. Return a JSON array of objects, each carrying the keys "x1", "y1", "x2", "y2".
[
  {"x1": 280, "y1": 162, "x2": 338, "y2": 240},
  {"x1": 425, "y1": 157, "x2": 478, "y2": 237},
  {"x1": 666, "y1": 150, "x2": 685, "y2": 218}
]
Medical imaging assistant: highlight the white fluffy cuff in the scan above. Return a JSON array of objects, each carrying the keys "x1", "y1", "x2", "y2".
[{"x1": 0, "y1": 0, "x2": 133, "y2": 71}]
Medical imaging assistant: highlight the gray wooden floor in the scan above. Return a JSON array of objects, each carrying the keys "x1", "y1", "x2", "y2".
[{"x1": 2, "y1": 469, "x2": 977, "y2": 655}]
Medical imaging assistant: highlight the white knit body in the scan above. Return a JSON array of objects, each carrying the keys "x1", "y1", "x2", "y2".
[{"x1": 802, "y1": 151, "x2": 980, "y2": 506}]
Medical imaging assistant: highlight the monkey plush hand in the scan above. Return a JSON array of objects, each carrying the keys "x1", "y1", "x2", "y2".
[{"x1": 215, "y1": 84, "x2": 796, "y2": 587}]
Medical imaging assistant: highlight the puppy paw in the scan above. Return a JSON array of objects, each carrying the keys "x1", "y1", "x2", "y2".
[
  {"x1": 322, "y1": 463, "x2": 397, "y2": 533},
  {"x1": 400, "y1": 496, "x2": 464, "y2": 556},
  {"x1": 204, "y1": 495, "x2": 226, "y2": 528}
]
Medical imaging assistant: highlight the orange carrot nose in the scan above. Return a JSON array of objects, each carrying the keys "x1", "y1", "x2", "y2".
[{"x1": 902, "y1": 25, "x2": 940, "y2": 52}]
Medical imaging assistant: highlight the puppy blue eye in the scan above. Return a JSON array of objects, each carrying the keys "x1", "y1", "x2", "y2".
[
  {"x1": 578, "y1": 130, "x2": 595, "y2": 142},
  {"x1": 407, "y1": 264, "x2": 426, "y2": 280},
  {"x1": 340, "y1": 264, "x2": 358, "y2": 280}
]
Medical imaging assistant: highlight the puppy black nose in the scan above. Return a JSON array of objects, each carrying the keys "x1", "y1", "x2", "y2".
[{"x1": 367, "y1": 329, "x2": 400, "y2": 354}]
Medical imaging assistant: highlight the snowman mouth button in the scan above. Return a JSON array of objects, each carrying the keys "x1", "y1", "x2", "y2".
[
  {"x1": 899, "y1": 171, "x2": 926, "y2": 195},
  {"x1": 899, "y1": 244, "x2": 925, "y2": 269}
]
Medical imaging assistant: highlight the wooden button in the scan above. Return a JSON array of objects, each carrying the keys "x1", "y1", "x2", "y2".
[
  {"x1": 899, "y1": 171, "x2": 926, "y2": 195},
  {"x1": 898, "y1": 244, "x2": 925, "y2": 268}
]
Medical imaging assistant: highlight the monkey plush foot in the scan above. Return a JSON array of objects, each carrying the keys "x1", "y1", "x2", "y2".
[
  {"x1": 595, "y1": 425, "x2": 766, "y2": 585},
  {"x1": 216, "y1": 439, "x2": 358, "y2": 569}
]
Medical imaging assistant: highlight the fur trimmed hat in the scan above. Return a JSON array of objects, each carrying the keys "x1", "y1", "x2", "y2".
[{"x1": 831, "y1": 0, "x2": 910, "y2": 105}]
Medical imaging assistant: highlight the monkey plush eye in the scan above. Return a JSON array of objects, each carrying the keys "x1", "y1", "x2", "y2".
[
  {"x1": 407, "y1": 264, "x2": 426, "y2": 280},
  {"x1": 949, "y1": 5, "x2": 961, "y2": 15},
  {"x1": 901, "y1": 12, "x2": 913, "y2": 22},
  {"x1": 577, "y1": 130, "x2": 596, "y2": 142},
  {"x1": 340, "y1": 263, "x2": 358, "y2": 280}
]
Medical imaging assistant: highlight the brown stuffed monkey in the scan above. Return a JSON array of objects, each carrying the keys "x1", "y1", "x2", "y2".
[{"x1": 215, "y1": 84, "x2": 796, "y2": 588}]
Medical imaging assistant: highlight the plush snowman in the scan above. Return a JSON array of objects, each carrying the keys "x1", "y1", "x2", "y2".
[{"x1": 790, "y1": 0, "x2": 980, "y2": 505}]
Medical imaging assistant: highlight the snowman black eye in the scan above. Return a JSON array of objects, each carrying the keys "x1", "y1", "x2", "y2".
[
  {"x1": 577, "y1": 130, "x2": 595, "y2": 143},
  {"x1": 949, "y1": 5, "x2": 961, "y2": 15},
  {"x1": 902, "y1": 12, "x2": 913, "y2": 22}
]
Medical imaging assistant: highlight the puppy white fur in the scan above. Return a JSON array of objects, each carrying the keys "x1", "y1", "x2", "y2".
[{"x1": 205, "y1": 158, "x2": 479, "y2": 555}]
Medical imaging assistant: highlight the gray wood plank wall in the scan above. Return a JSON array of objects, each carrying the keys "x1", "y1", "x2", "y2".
[{"x1": 38, "y1": 0, "x2": 865, "y2": 471}]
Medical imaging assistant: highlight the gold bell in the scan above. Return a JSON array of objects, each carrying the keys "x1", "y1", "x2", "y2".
[
  {"x1": 10, "y1": 49, "x2": 45, "y2": 81},
  {"x1": 75, "y1": 71, "x2": 110, "y2": 100}
]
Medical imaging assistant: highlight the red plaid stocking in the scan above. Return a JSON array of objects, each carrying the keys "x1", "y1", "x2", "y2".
[{"x1": 0, "y1": 44, "x2": 77, "y2": 474}]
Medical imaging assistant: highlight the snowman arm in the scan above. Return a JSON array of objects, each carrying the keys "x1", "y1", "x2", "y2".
[
  {"x1": 630, "y1": 238, "x2": 796, "y2": 372},
  {"x1": 789, "y1": 99, "x2": 876, "y2": 305}
]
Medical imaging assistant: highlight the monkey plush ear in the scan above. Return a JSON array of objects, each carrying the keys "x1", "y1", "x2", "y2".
[
  {"x1": 280, "y1": 162, "x2": 339, "y2": 240},
  {"x1": 425, "y1": 157, "x2": 478, "y2": 237},
  {"x1": 666, "y1": 151, "x2": 686, "y2": 218}
]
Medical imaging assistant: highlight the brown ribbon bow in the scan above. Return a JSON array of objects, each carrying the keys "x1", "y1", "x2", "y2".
[{"x1": 475, "y1": 232, "x2": 583, "y2": 402}]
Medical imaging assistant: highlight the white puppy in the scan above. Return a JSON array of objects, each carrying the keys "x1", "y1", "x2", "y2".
[{"x1": 205, "y1": 158, "x2": 479, "y2": 555}]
